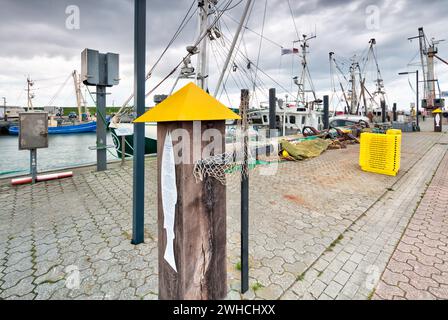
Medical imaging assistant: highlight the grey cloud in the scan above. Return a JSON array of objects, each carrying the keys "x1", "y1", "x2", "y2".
[{"x1": 0, "y1": 0, "x2": 447, "y2": 109}]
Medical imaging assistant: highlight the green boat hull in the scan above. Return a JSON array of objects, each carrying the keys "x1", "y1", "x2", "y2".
[{"x1": 111, "y1": 128, "x2": 157, "y2": 159}]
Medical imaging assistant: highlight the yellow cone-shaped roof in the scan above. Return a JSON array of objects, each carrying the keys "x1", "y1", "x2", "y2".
[
  {"x1": 134, "y1": 82, "x2": 240, "y2": 122},
  {"x1": 432, "y1": 108, "x2": 443, "y2": 114}
]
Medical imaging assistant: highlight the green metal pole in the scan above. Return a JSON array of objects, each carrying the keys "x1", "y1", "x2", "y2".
[
  {"x1": 132, "y1": 0, "x2": 146, "y2": 245},
  {"x1": 96, "y1": 85, "x2": 107, "y2": 171}
]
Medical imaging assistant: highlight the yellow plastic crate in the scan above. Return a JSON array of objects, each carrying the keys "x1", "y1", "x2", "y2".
[
  {"x1": 359, "y1": 131, "x2": 401, "y2": 176},
  {"x1": 386, "y1": 129, "x2": 402, "y2": 136}
]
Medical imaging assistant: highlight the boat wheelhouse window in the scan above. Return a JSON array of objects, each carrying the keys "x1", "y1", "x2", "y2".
[
  {"x1": 276, "y1": 115, "x2": 280, "y2": 122},
  {"x1": 263, "y1": 115, "x2": 268, "y2": 123},
  {"x1": 301, "y1": 117, "x2": 306, "y2": 125},
  {"x1": 252, "y1": 118, "x2": 263, "y2": 125},
  {"x1": 289, "y1": 116, "x2": 296, "y2": 124}
]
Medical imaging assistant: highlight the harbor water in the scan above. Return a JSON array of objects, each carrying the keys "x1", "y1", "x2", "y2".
[{"x1": 0, "y1": 133, "x2": 117, "y2": 178}]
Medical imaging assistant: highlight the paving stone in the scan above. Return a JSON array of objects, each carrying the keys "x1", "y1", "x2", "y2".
[
  {"x1": 323, "y1": 281, "x2": 343, "y2": 299},
  {"x1": 375, "y1": 150, "x2": 448, "y2": 300},
  {"x1": 0, "y1": 276, "x2": 35, "y2": 298},
  {"x1": 255, "y1": 284, "x2": 283, "y2": 300},
  {"x1": 333, "y1": 270, "x2": 351, "y2": 286}
]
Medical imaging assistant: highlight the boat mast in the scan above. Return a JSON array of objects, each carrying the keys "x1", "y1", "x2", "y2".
[
  {"x1": 349, "y1": 58, "x2": 358, "y2": 114},
  {"x1": 426, "y1": 41, "x2": 439, "y2": 109},
  {"x1": 72, "y1": 70, "x2": 83, "y2": 122},
  {"x1": 294, "y1": 34, "x2": 317, "y2": 109},
  {"x1": 26, "y1": 76, "x2": 34, "y2": 111},
  {"x1": 409, "y1": 27, "x2": 445, "y2": 110},
  {"x1": 214, "y1": 0, "x2": 253, "y2": 97},
  {"x1": 196, "y1": 0, "x2": 211, "y2": 90},
  {"x1": 409, "y1": 28, "x2": 428, "y2": 108}
]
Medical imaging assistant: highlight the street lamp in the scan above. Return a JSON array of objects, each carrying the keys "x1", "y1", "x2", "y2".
[{"x1": 398, "y1": 70, "x2": 419, "y2": 130}]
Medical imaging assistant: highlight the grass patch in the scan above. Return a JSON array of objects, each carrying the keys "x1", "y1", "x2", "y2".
[
  {"x1": 296, "y1": 273, "x2": 305, "y2": 281},
  {"x1": 122, "y1": 231, "x2": 132, "y2": 240},
  {"x1": 251, "y1": 281, "x2": 264, "y2": 292},
  {"x1": 317, "y1": 271, "x2": 323, "y2": 277},
  {"x1": 235, "y1": 261, "x2": 241, "y2": 271},
  {"x1": 367, "y1": 289, "x2": 376, "y2": 300},
  {"x1": 326, "y1": 234, "x2": 344, "y2": 252}
]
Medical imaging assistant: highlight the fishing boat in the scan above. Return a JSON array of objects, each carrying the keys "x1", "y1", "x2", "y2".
[
  {"x1": 9, "y1": 71, "x2": 97, "y2": 135},
  {"x1": 8, "y1": 121, "x2": 97, "y2": 135},
  {"x1": 110, "y1": 122, "x2": 157, "y2": 157},
  {"x1": 249, "y1": 34, "x2": 324, "y2": 134},
  {"x1": 329, "y1": 39, "x2": 389, "y2": 121}
]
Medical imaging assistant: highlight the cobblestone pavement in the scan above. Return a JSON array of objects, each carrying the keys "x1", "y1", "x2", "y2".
[
  {"x1": 373, "y1": 152, "x2": 448, "y2": 300},
  {"x1": 279, "y1": 141, "x2": 447, "y2": 300},
  {"x1": 0, "y1": 123, "x2": 446, "y2": 300}
]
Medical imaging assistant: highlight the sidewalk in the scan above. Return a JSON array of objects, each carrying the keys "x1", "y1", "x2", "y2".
[
  {"x1": 279, "y1": 142, "x2": 447, "y2": 300},
  {"x1": 374, "y1": 152, "x2": 448, "y2": 300}
]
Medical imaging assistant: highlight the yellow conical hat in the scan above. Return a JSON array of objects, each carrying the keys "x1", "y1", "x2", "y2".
[{"x1": 134, "y1": 82, "x2": 240, "y2": 122}]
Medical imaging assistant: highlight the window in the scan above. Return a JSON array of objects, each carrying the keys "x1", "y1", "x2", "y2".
[
  {"x1": 301, "y1": 116, "x2": 306, "y2": 125},
  {"x1": 330, "y1": 119, "x2": 357, "y2": 127},
  {"x1": 263, "y1": 115, "x2": 268, "y2": 123},
  {"x1": 276, "y1": 115, "x2": 280, "y2": 122},
  {"x1": 289, "y1": 116, "x2": 296, "y2": 124}
]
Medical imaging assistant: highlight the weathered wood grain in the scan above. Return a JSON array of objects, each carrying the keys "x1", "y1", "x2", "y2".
[{"x1": 158, "y1": 121, "x2": 227, "y2": 300}]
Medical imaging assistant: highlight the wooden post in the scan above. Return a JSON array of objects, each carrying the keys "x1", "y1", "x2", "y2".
[
  {"x1": 392, "y1": 103, "x2": 397, "y2": 122},
  {"x1": 240, "y1": 89, "x2": 249, "y2": 294},
  {"x1": 157, "y1": 121, "x2": 227, "y2": 300},
  {"x1": 381, "y1": 100, "x2": 386, "y2": 123},
  {"x1": 434, "y1": 109, "x2": 442, "y2": 132},
  {"x1": 323, "y1": 95, "x2": 329, "y2": 130},
  {"x1": 134, "y1": 82, "x2": 240, "y2": 300},
  {"x1": 269, "y1": 88, "x2": 276, "y2": 133}
]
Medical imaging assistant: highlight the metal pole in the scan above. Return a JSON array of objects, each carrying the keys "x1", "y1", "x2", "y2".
[
  {"x1": 240, "y1": 89, "x2": 249, "y2": 294},
  {"x1": 197, "y1": 0, "x2": 209, "y2": 90},
  {"x1": 214, "y1": 0, "x2": 253, "y2": 97},
  {"x1": 392, "y1": 103, "x2": 397, "y2": 122},
  {"x1": 30, "y1": 149, "x2": 37, "y2": 184},
  {"x1": 96, "y1": 85, "x2": 107, "y2": 171},
  {"x1": 132, "y1": 0, "x2": 146, "y2": 245},
  {"x1": 121, "y1": 135, "x2": 126, "y2": 166},
  {"x1": 381, "y1": 100, "x2": 386, "y2": 123},
  {"x1": 416, "y1": 70, "x2": 420, "y2": 129},
  {"x1": 323, "y1": 95, "x2": 330, "y2": 129}
]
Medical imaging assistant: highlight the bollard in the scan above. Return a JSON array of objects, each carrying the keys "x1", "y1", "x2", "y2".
[
  {"x1": 323, "y1": 95, "x2": 330, "y2": 130},
  {"x1": 393, "y1": 103, "x2": 397, "y2": 122},
  {"x1": 269, "y1": 88, "x2": 276, "y2": 133},
  {"x1": 433, "y1": 108, "x2": 443, "y2": 132},
  {"x1": 134, "y1": 82, "x2": 240, "y2": 300}
]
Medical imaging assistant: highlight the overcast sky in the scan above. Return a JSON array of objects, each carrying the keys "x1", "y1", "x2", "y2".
[{"x1": 0, "y1": 0, "x2": 447, "y2": 111}]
